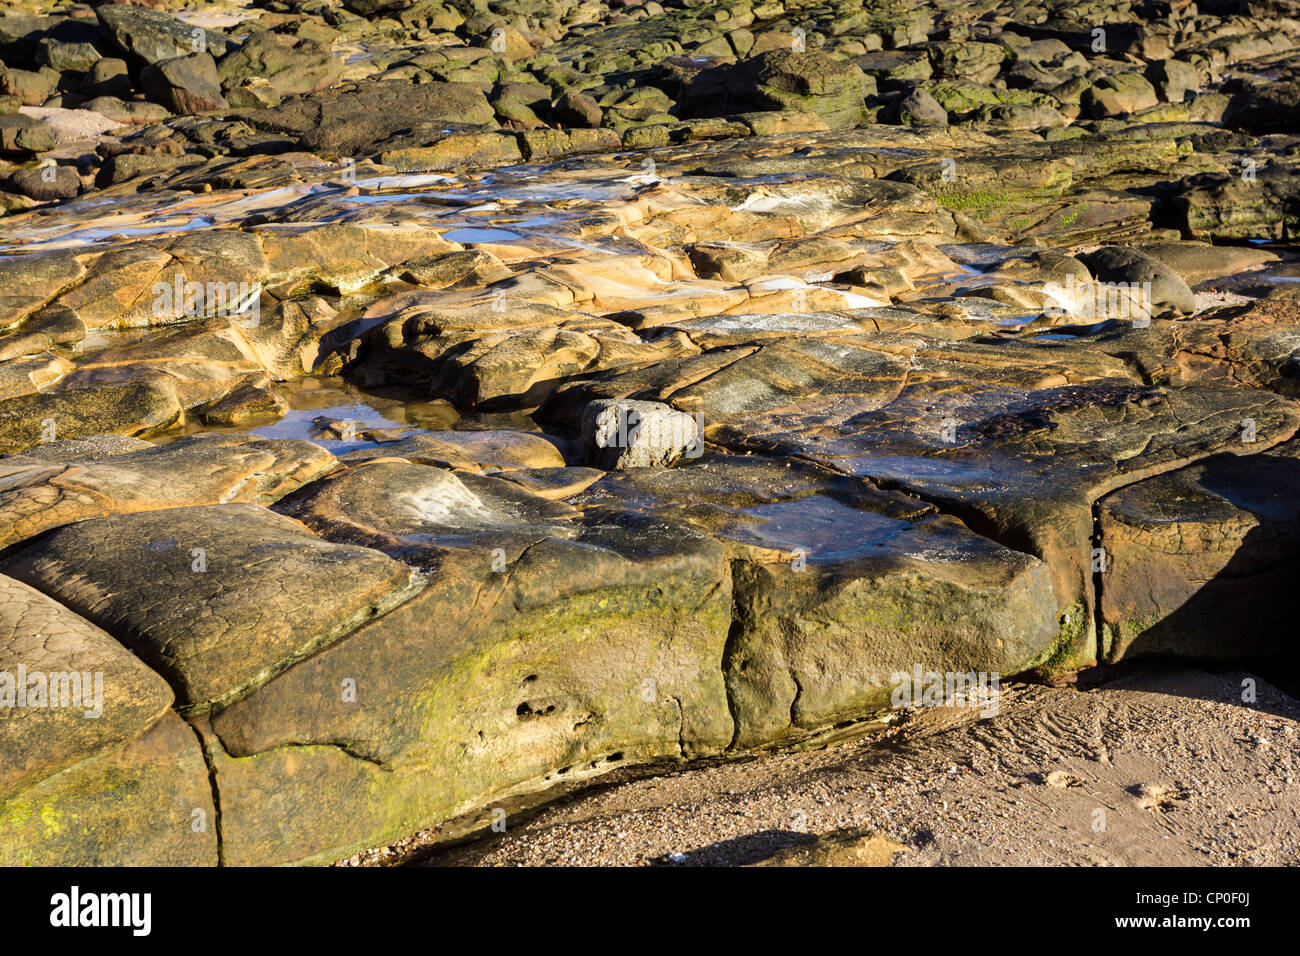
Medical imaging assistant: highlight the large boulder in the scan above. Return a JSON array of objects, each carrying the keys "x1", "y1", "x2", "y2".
[
  {"x1": 96, "y1": 4, "x2": 230, "y2": 66},
  {"x1": 239, "y1": 79, "x2": 496, "y2": 157},
  {"x1": 1077, "y1": 245, "x2": 1196, "y2": 317},
  {"x1": 216, "y1": 31, "x2": 343, "y2": 100},
  {"x1": 680, "y1": 50, "x2": 875, "y2": 129},
  {"x1": 141, "y1": 52, "x2": 227, "y2": 114}
]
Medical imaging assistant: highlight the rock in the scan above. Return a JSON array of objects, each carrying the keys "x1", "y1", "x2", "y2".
[
  {"x1": 80, "y1": 58, "x2": 132, "y2": 99},
  {"x1": 97, "y1": 4, "x2": 230, "y2": 66},
  {"x1": 1147, "y1": 59, "x2": 1200, "y2": 103},
  {"x1": 216, "y1": 31, "x2": 343, "y2": 100},
  {"x1": 581, "y1": 399, "x2": 701, "y2": 469},
  {"x1": 0, "y1": 353, "x2": 71, "y2": 398},
  {"x1": 680, "y1": 50, "x2": 875, "y2": 129},
  {"x1": 379, "y1": 131, "x2": 521, "y2": 172},
  {"x1": 9, "y1": 434, "x2": 154, "y2": 462},
  {"x1": 3, "y1": 163, "x2": 80, "y2": 201},
  {"x1": 1083, "y1": 72, "x2": 1160, "y2": 116},
  {"x1": 1, "y1": 67, "x2": 58, "y2": 107},
  {"x1": 0, "y1": 433, "x2": 336, "y2": 549},
  {"x1": 722, "y1": 488, "x2": 1059, "y2": 747},
  {"x1": 94, "y1": 150, "x2": 192, "y2": 186},
  {"x1": 80, "y1": 96, "x2": 172, "y2": 126},
  {"x1": 1224, "y1": 76, "x2": 1300, "y2": 134},
  {"x1": 927, "y1": 41, "x2": 1005, "y2": 84},
  {"x1": 2, "y1": 503, "x2": 424, "y2": 712},
  {"x1": 340, "y1": 429, "x2": 565, "y2": 471},
  {"x1": 198, "y1": 383, "x2": 287, "y2": 426},
  {"x1": 551, "y1": 90, "x2": 602, "y2": 128},
  {"x1": 1097, "y1": 439, "x2": 1300, "y2": 662},
  {"x1": 202, "y1": 511, "x2": 733, "y2": 864},
  {"x1": 239, "y1": 79, "x2": 496, "y2": 157},
  {"x1": 1171, "y1": 165, "x2": 1300, "y2": 242},
  {"x1": 1135, "y1": 241, "x2": 1276, "y2": 285},
  {"x1": 141, "y1": 53, "x2": 227, "y2": 114},
  {"x1": 709, "y1": 371, "x2": 1300, "y2": 670},
  {"x1": 0, "y1": 380, "x2": 183, "y2": 454},
  {"x1": 398, "y1": 249, "x2": 512, "y2": 288},
  {"x1": 894, "y1": 87, "x2": 947, "y2": 126},
  {"x1": 0, "y1": 573, "x2": 216, "y2": 866},
  {"x1": 0, "y1": 574, "x2": 174, "y2": 799},
  {"x1": 1078, "y1": 245, "x2": 1196, "y2": 316},
  {"x1": 37, "y1": 39, "x2": 101, "y2": 74},
  {"x1": 3, "y1": 0, "x2": 1300, "y2": 869},
  {"x1": 0, "y1": 113, "x2": 55, "y2": 156},
  {"x1": 0, "y1": 709, "x2": 217, "y2": 866},
  {"x1": 1091, "y1": 299, "x2": 1300, "y2": 398},
  {"x1": 751, "y1": 828, "x2": 906, "y2": 866},
  {"x1": 275, "y1": 458, "x2": 578, "y2": 568}
]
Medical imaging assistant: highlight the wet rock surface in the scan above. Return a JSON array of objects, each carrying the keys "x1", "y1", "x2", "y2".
[{"x1": 1, "y1": 0, "x2": 1299, "y2": 867}]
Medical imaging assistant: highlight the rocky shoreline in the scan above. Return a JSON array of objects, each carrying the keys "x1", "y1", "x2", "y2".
[{"x1": 1, "y1": 0, "x2": 1298, "y2": 866}]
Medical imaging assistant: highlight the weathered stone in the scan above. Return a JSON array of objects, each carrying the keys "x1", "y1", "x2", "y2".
[
  {"x1": 202, "y1": 512, "x2": 734, "y2": 864},
  {"x1": 0, "y1": 710, "x2": 217, "y2": 866},
  {"x1": 0, "y1": 380, "x2": 183, "y2": 454},
  {"x1": 1097, "y1": 439, "x2": 1300, "y2": 662},
  {"x1": 751, "y1": 828, "x2": 906, "y2": 866},
  {"x1": 0, "y1": 433, "x2": 336, "y2": 549},
  {"x1": 2, "y1": 504, "x2": 424, "y2": 712},
  {"x1": 97, "y1": 4, "x2": 230, "y2": 66},
  {"x1": 240, "y1": 79, "x2": 496, "y2": 157},
  {"x1": 217, "y1": 31, "x2": 343, "y2": 99},
  {"x1": 0, "y1": 113, "x2": 55, "y2": 156},
  {"x1": 581, "y1": 398, "x2": 700, "y2": 469},
  {"x1": 141, "y1": 53, "x2": 227, "y2": 114},
  {"x1": 0, "y1": 574, "x2": 174, "y2": 800},
  {"x1": 276, "y1": 458, "x2": 578, "y2": 568},
  {"x1": 680, "y1": 51, "x2": 875, "y2": 129},
  {"x1": 1077, "y1": 245, "x2": 1195, "y2": 316}
]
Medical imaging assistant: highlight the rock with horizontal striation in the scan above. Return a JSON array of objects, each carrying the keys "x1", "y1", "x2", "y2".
[
  {"x1": 0, "y1": 433, "x2": 337, "y2": 549},
  {"x1": 1, "y1": 503, "x2": 425, "y2": 712}
]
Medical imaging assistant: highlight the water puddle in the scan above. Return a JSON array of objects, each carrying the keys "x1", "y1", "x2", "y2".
[
  {"x1": 731, "y1": 495, "x2": 911, "y2": 561},
  {"x1": 831, "y1": 454, "x2": 993, "y2": 486},
  {"x1": 442, "y1": 227, "x2": 523, "y2": 243}
]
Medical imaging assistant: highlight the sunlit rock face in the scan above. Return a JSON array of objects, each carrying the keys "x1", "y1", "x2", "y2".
[{"x1": 3, "y1": 0, "x2": 1300, "y2": 866}]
